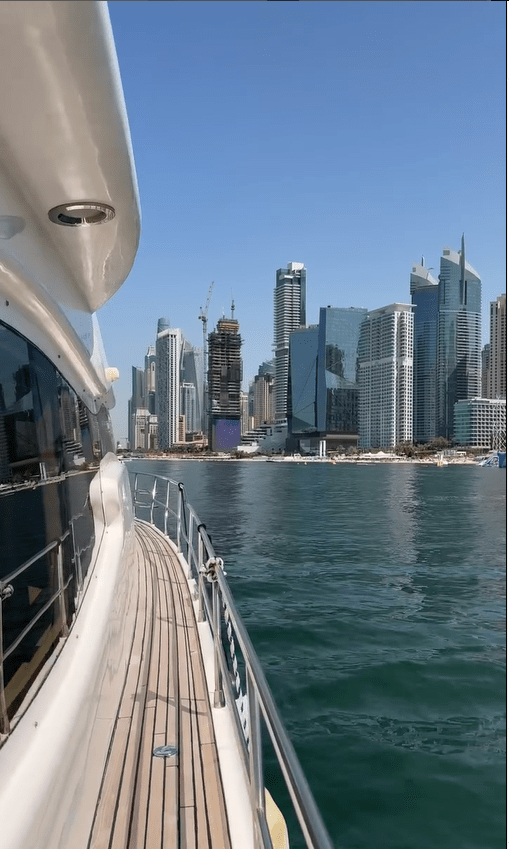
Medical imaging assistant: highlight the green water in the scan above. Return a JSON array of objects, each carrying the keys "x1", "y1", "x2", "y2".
[{"x1": 131, "y1": 460, "x2": 506, "y2": 849}]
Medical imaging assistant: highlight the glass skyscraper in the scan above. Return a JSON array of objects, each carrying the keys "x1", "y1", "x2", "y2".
[
  {"x1": 437, "y1": 237, "x2": 481, "y2": 440},
  {"x1": 287, "y1": 325, "x2": 318, "y2": 435},
  {"x1": 410, "y1": 261, "x2": 439, "y2": 443},
  {"x1": 316, "y1": 306, "x2": 367, "y2": 436}
]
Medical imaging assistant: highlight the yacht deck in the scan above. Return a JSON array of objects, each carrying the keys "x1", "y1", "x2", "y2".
[{"x1": 88, "y1": 521, "x2": 232, "y2": 849}]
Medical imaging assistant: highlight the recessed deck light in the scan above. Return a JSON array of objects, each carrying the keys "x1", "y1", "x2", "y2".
[{"x1": 48, "y1": 202, "x2": 115, "y2": 226}]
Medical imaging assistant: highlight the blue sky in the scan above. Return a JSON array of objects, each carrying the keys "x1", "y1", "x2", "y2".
[{"x1": 100, "y1": 1, "x2": 506, "y2": 442}]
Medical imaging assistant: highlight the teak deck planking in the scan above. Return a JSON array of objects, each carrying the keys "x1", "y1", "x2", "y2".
[{"x1": 87, "y1": 521, "x2": 232, "y2": 849}]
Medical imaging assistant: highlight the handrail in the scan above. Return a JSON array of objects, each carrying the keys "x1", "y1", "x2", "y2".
[
  {"x1": 0, "y1": 510, "x2": 91, "y2": 736},
  {"x1": 130, "y1": 470, "x2": 334, "y2": 849}
]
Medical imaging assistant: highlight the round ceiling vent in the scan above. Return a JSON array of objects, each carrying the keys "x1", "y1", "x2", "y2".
[{"x1": 48, "y1": 202, "x2": 115, "y2": 226}]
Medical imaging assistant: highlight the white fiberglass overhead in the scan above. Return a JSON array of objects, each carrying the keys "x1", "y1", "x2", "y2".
[
  {"x1": 0, "y1": 0, "x2": 140, "y2": 313},
  {"x1": 0, "y1": 0, "x2": 140, "y2": 407}
]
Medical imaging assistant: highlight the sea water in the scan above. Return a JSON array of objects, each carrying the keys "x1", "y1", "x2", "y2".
[{"x1": 131, "y1": 460, "x2": 506, "y2": 849}]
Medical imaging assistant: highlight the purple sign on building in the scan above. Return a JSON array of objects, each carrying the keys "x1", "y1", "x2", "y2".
[{"x1": 212, "y1": 418, "x2": 241, "y2": 451}]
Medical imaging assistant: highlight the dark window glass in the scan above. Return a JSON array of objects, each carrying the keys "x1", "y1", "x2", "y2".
[{"x1": 0, "y1": 321, "x2": 114, "y2": 725}]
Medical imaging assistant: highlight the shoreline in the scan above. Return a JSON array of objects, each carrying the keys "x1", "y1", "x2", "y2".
[{"x1": 122, "y1": 454, "x2": 482, "y2": 466}]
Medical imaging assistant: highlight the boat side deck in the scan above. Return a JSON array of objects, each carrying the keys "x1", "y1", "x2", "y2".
[{"x1": 88, "y1": 521, "x2": 232, "y2": 849}]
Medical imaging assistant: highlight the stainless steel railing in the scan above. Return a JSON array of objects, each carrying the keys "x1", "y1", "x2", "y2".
[
  {"x1": 130, "y1": 471, "x2": 333, "y2": 849},
  {"x1": 0, "y1": 507, "x2": 95, "y2": 736}
]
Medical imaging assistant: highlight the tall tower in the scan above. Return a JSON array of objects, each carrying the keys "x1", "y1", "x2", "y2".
[
  {"x1": 128, "y1": 366, "x2": 145, "y2": 449},
  {"x1": 315, "y1": 306, "x2": 368, "y2": 441},
  {"x1": 181, "y1": 341, "x2": 204, "y2": 433},
  {"x1": 358, "y1": 304, "x2": 414, "y2": 449},
  {"x1": 436, "y1": 236, "x2": 481, "y2": 440},
  {"x1": 156, "y1": 320, "x2": 183, "y2": 450},
  {"x1": 274, "y1": 262, "x2": 306, "y2": 419},
  {"x1": 144, "y1": 346, "x2": 156, "y2": 415},
  {"x1": 208, "y1": 314, "x2": 242, "y2": 451},
  {"x1": 410, "y1": 259, "x2": 439, "y2": 443},
  {"x1": 488, "y1": 294, "x2": 506, "y2": 399}
]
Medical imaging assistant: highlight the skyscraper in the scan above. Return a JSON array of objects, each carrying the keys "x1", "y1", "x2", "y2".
[
  {"x1": 181, "y1": 341, "x2": 204, "y2": 433},
  {"x1": 287, "y1": 324, "x2": 319, "y2": 437},
  {"x1": 180, "y1": 382, "x2": 197, "y2": 434},
  {"x1": 156, "y1": 320, "x2": 183, "y2": 450},
  {"x1": 274, "y1": 262, "x2": 306, "y2": 419},
  {"x1": 316, "y1": 306, "x2": 367, "y2": 446},
  {"x1": 252, "y1": 372, "x2": 275, "y2": 427},
  {"x1": 436, "y1": 237, "x2": 481, "y2": 440},
  {"x1": 410, "y1": 260, "x2": 439, "y2": 443},
  {"x1": 481, "y1": 343, "x2": 490, "y2": 399},
  {"x1": 128, "y1": 366, "x2": 146, "y2": 449},
  {"x1": 488, "y1": 294, "x2": 506, "y2": 399},
  {"x1": 208, "y1": 314, "x2": 242, "y2": 451},
  {"x1": 358, "y1": 303, "x2": 414, "y2": 449},
  {"x1": 144, "y1": 346, "x2": 156, "y2": 415}
]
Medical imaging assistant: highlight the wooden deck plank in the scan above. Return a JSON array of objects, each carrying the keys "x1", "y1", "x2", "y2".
[{"x1": 88, "y1": 520, "x2": 232, "y2": 849}]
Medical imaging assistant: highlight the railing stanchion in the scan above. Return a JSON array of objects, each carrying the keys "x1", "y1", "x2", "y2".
[
  {"x1": 164, "y1": 480, "x2": 170, "y2": 536},
  {"x1": 213, "y1": 580, "x2": 225, "y2": 708},
  {"x1": 0, "y1": 598, "x2": 10, "y2": 736},
  {"x1": 150, "y1": 477, "x2": 157, "y2": 525},
  {"x1": 247, "y1": 669, "x2": 264, "y2": 810},
  {"x1": 187, "y1": 512, "x2": 194, "y2": 579},
  {"x1": 56, "y1": 543, "x2": 69, "y2": 638},
  {"x1": 70, "y1": 519, "x2": 83, "y2": 596},
  {"x1": 176, "y1": 485, "x2": 182, "y2": 552},
  {"x1": 197, "y1": 535, "x2": 205, "y2": 619}
]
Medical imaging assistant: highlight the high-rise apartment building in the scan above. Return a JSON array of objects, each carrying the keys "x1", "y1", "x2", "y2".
[
  {"x1": 436, "y1": 237, "x2": 481, "y2": 440},
  {"x1": 208, "y1": 315, "x2": 242, "y2": 451},
  {"x1": 488, "y1": 294, "x2": 506, "y2": 399},
  {"x1": 156, "y1": 320, "x2": 183, "y2": 450},
  {"x1": 454, "y1": 398, "x2": 506, "y2": 450},
  {"x1": 252, "y1": 372, "x2": 275, "y2": 427},
  {"x1": 274, "y1": 262, "x2": 306, "y2": 419},
  {"x1": 410, "y1": 260, "x2": 439, "y2": 443},
  {"x1": 358, "y1": 304, "x2": 414, "y2": 449},
  {"x1": 181, "y1": 382, "x2": 197, "y2": 434}
]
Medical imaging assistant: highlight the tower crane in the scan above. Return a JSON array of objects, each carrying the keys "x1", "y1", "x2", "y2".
[{"x1": 198, "y1": 281, "x2": 214, "y2": 438}]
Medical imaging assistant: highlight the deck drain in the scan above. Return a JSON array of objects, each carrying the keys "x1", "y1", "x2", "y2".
[{"x1": 153, "y1": 745, "x2": 178, "y2": 758}]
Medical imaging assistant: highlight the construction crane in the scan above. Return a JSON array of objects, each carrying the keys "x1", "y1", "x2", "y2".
[{"x1": 198, "y1": 281, "x2": 214, "y2": 438}]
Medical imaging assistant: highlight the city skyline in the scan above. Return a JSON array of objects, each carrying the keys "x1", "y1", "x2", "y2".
[
  {"x1": 98, "y1": 2, "x2": 505, "y2": 441},
  {"x1": 128, "y1": 257, "x2": 504, "y2": 451}
]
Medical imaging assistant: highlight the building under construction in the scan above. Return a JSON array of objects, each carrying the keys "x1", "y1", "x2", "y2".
[{"x1": 208, "y1": 312, "x2": 242, "y2": 451}]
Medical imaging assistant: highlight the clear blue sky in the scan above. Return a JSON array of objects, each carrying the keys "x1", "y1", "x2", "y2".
[{"x1": 100, "y1": 1, "x2": 506, "y2": 442}]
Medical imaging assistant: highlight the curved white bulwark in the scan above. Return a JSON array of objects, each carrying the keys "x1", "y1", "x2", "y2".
[{"x1": 0, "y1": 0, "x2": 140, "y2": 412}]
